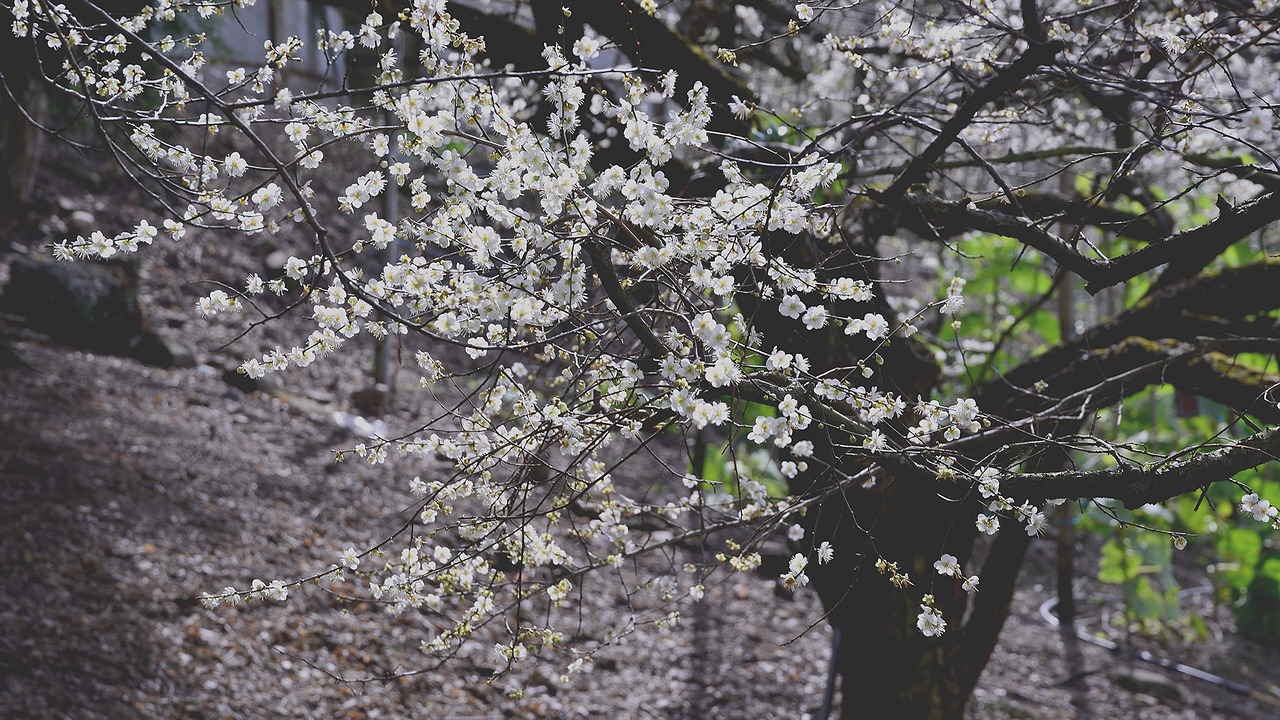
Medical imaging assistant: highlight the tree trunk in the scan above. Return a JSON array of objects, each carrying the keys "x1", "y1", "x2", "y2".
[
  {"x1": 737, "y1": 232, "x2": 988, "y2": 718},
  {"x1": 0, "y1": 36, "x2": 45, "y2": 212},
  {"x1": 805, "y1": 477, "x2": 981, "y2": 720},
  {"x1": 829, "y1": 575, "x2": 968, "y2": 719}
]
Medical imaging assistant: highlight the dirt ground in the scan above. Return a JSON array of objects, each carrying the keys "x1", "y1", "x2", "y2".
[{"x1": 2, "y1": 153, "x2": 1280, "y2": 719}]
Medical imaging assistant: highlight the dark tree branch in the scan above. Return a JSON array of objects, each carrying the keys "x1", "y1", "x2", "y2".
[
  {"x1": 896, "y1": 191, "x2": 1109, "y2": 280},
  {"x1": 1183, "y1": 153, "x2": 1280, "y2": 192},
  {"x1": 1091, "y1": 191, "x2": 1280, "y2": 293},
  {"x1": 582, "y1": 224, "x2": 669, "y2": 365},
  {"x1": 976, "y1": 259, "x2": 1280, "y2": 417},
  {"x1": 975, "y1": 192, "x2": 1172, "y2": 241},
  {"x1": 890, "y1": 190, "x2": 1171, "y2": 253},
  {"x1": 899, "y1": 190, "x2": 1280, "y2": 295},
  {"x1": 874, "y1": 40, "x2": 1064, "y2": 206},
  {"x1": 1020, "y1": 0, "x2": 1047, "y2": 42},
  {"x1": 1002, "y1": 425, "x2": 1280, "y2": 507},
  {"x1": 889, "y1": 180, "x2": 1280, "y2": 295},
  {"x1": 978, "y1": 335, "x2": 1280, "y2": 434},
  {"x1": 955, "y1": 493, "x2": 1034, "y2": 696}
]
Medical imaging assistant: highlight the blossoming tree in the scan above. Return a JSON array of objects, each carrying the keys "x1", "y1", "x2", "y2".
[{"x1": 8, "y1": 0, "x2": 1280, "y2": 716}]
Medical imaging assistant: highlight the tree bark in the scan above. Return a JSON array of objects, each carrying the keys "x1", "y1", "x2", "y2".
[{"x1": 814, "y1": 490, "x2": 975, "y2": 720}]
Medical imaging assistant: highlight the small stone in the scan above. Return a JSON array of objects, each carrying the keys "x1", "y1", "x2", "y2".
[
  {"x1": 0, "y1": 340, "x2": 28, "y2": 369},
  {"x1": 351, "y1": 385, "x2": 387, "y2": 417},
  {"x1": 222, "y1": 367, "x2": 276, "y2": 395},
  {"x1": 1111, "y1": 667, "x2": 1183, "y2": 704},
  {"x1": 264, "y1": 249, "x2": 292, "y2": 279},
  {"x1": 1, "y1": 255, "x2": 144, "y2": 356},
  {"x1": 133, "y1": 332, "x2": 197, "y2": 369},
  {"x1": 67, "y1": 209, "x2": 97, "y2": 234}
]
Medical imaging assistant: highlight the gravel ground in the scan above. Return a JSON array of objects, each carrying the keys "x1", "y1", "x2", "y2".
[{"x1": 0, "y1": 341, "x2": 833, "y2": 719}]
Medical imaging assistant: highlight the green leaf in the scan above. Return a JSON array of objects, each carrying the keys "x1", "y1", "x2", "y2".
[
  {"x1": 1175, "y1": 494, "x2": 1212, "y2": 534},
  {"x1": 1238, "y1": 556, "x2": 1280, "y2": 648},
  {"x1": 1008, "y1": 265, "x2": 1052, "y2": 295},
  {"x1": 1099, "y1": 538, "x2": 1141, "y2": 584},
  {"x1": 1187, "y1": 612, "x2": 1209, "y2": 641},
  {"x1": 1216, "y1": 528, "x2": 1263, "y2": 593},
  {"x1": 1125, "y1": 577, "x2": 1166, "y2": 620},
  {"x1": 1026, "y1": 308, "x2": 1060, "y2": 346}
]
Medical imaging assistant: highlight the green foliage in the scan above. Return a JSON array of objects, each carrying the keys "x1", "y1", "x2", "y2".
[
  {"x1": 947, "y1": 233, "x2": 1062, "y2": 384},
  {"x1": 1238, "y1": 556, "x2": 1280, "y2": 648},
  {"x1": 1097, "y1": 530, "x2": 1181, "y2": 627},
  {"x1": 689, "y1": 399, "x2": 787, "y2": 501},
  {"x1": 1080, "y1": 385, "x2": 1280, "y2": 636},
  {"x1": 942, "y1": 187, "x2": 1280, "y2": 637},
  {"x1": 1098, "y1": 537, "x2": 1141, "y2": 584},
  {"x1": 1215, "y1": 527, "x2": 1263, "y2": 595}
]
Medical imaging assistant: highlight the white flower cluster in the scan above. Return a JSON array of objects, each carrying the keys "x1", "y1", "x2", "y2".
[
  {"x1": 200, "y1": 577, "x2": 288, "y2": 608},
  {"x1": 909, "y1": 397, "x2": 981, "y2": 444},
  {"x1": 932, "y1": 553, "x2": 979, "y2": 594},
  {"x1": 781, "y1": 552, "x2": 810, "y2": 590},
  {"x1": 966, "y1": 466, "x2": 1051, "y2": 539},
  {"x1": 916, "y1": 602, "x2": 946, "y2": 638},
  {"x1": 1241, "y1": 493, "x2": 1280, "y2": 528}
]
